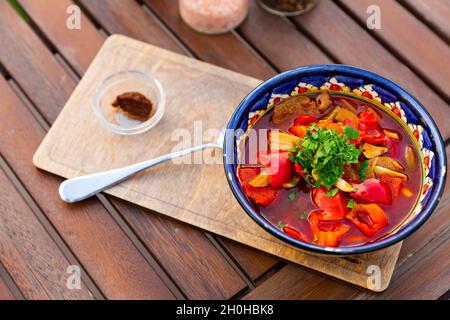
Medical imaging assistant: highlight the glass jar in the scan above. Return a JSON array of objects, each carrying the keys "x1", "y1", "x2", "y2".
[
  {"x1": 179, "y1": 0, "x2": 248, "y2": 34},
  {"x1": 258, "y1": 0, "x2": 317, "y2": 16}
]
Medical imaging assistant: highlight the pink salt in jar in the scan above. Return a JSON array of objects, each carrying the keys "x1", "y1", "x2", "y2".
[{"x1": 179, "y1": 0, "x2": 248, "y2": 34}]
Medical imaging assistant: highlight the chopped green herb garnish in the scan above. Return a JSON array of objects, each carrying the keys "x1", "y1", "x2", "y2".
[
  {"x1": 359, "y1": 159, "x2": 369, "y2": 181},
  {"x1": 290, "y1": 124, "x2": 361, "y2": 190},
  {"x1": 288, "y1": 192, "x2": 297, "y2": 201},
  {"x1": 277, "y1": 221, "x2": 287, "y2": 228},
  {"x1": 346, "y1": 199, "x2": 355, "y2": 209},
  {"x1": 298, "y1": 211, "x2": 309, "y2": 220},
  {"x1": 343, "y1": 126, "x2": 360, "y2": 140},
  {"x1": 325, "y1": 188, "x2": 339, "y2": 197}
]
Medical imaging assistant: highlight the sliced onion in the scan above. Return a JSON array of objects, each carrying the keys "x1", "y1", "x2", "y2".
[
  {"x1": 374, "y1": 166, "x2": 408, "y2": 180},
  {"x1": 384, "y1": 129, "x2": 401, "y2": 140},
  {"x1": 336, "y1": 178, "x2": 354, "y2": 192},
  {"x1": 405, "y1": 146, "x2": 416, "y2": 170},
  {"x1": 362, "y1": 143, "x2": 388, "y2": 159},
  {"x1": 269, "y1": 131, "x2": 300, "y2": 152}
]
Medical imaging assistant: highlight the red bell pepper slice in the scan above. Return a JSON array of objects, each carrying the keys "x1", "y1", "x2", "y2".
[
  {"x1": 238, "y1": 168, "x2": 280, "y2": 206},
  {"x1": 358, "y1": 111, "x2": 387, "y2": 144},
  {"x1": 308, "y1": 210, "x2": 350, "y2": 247},
  {"x1": 379, "y1": 175, "x2": 404, "y2": 198},
  {"x1": 346, "y1": 204, "x2": 388, "y2": 237},
  {"x1": 350, "y1": 178, "x2": 392, "y2": 205},
  {"x1": 279, "y1": 223, "x2": 308, "y2": 241},
  {"x1": 358, "y1": 110, "x2": 378, "y2": 128},
  {"x1": 294, "y1": 163, "x2": 306, "y2": 178},
  {"x1": 257, "y1": 151, "x2": 293, "y2": 187},
  {"x1": 312, "y1": 187, "x2": 349, "y2": 220},
  {"x1": 294, "y1": 115, "x2": 318, "y2": 126}
]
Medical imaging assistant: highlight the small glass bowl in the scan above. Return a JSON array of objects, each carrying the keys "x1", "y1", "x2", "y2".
[
  {"x1": 258, "y1": 0, "x2": 317, "y2": 17},
  {"x1": 92, "y1": 70, "x2": 165, "y2": 135}
]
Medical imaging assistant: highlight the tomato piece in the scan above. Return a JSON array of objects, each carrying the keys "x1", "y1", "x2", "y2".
[
  {"x1": 312, "y1": 187, "x2": 348, "y2": 220},
  {"x1": 294, "y1": 163, "x2": 306, "y2": 178},
  {"x1": 347, "y1": 204, "x2": 388, "y2": 237},
  {"x1": 238, "y1": 168, "x2": 280, "y2": 206},
  {"x1": 282, "y1": 225, "x2": 308, "y2": 241},
  {"x1": 384, "y1": 137, "x2": 400, "y2": 158},
  {"x1": 358, "y1": 111, "x2": 387, "y2": 144},
  {"x1": 237, "y1": 167, "x2": 260, "y2": 184},
  {"x1": 363, "y1": 132, "x2": 387, "y2": 144},
  {"x1": 379, "y1": 175, "x2": 404, "y2": 198},
  {"x1": 308, "y1": 211, "x2": 350, "y2": 247},
  {"x1": 294, "y1": 115, "x2": 318, "y2": 126},
  {"x1": 350, "y1": 178, "x2": 392, "y2": 205},
  {"x1": 288, "y1": 125, "x2": 308, "y2": 138},
  {"x1": 358, "y1": 110, "x2": 378, "y2": 128},
  {"x1": 257, "y1": 151, "x2": 293, "y2": 187},
  {"x1": 244, "y1": 187, "x2": 279, "y2": 206}
]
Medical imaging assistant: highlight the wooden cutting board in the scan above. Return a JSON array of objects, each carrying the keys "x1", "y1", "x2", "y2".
[{"x1": 33, "y1": 34, "x2": 401, "y2": 292}]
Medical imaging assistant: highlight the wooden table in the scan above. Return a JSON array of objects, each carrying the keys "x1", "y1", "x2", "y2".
[{"x1": 0, "y1": 0, "x2": 449, "y2": 300}]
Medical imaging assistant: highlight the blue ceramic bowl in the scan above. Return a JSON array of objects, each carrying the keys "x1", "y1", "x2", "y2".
[{"x1": 223, "y1": 65, "x2": 447, "y2": 255}]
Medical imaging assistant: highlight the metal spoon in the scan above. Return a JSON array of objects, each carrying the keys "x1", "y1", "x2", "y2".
[{"x1": 59, "y1": 129, "x2": 226, "y2": 203}]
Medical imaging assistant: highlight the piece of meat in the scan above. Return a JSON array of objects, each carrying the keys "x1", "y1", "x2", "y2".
[
  {"x1": 316, "y1": 90, "x2": 332, "y2": 112},
  {"x1": 272, "y1": 95, "x2": 312, "y2": 124},
  {"x1": 344, "y1": 164, "x2": 361, "y2": 182},
  {"x1": 271, "y1": 90, "x2": 333, "y2": 124}
]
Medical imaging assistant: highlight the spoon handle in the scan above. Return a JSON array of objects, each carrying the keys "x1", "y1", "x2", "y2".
[{"x1": 59, "y1": 143, "x2": 218, "y2": 203}]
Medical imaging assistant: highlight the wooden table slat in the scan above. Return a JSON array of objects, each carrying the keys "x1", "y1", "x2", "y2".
[
  {"x1": 371, "y1": 227, "x2": 449, "y2": 300},
  {"x1": 244, "y1": 264, "x2": 362, "y2": 300},
  {"x1": 0, "y1": 275, "x2": 16, "y2": 300},
  {"x1": 287, "y1": 0, "x2": 450, "y2": 140},
  {"x1": 0, "y1": 142, "x2": 93, "y2": 299},
  {"x1": 218, "y1": 239, "x2": 280, "y2": 281},
  {"x1": 143, "y1": 0, "x2": 275, "y2": 80},
  {"x1": 0, "y1": 2, "x2": 179, "y2": 299},
  {"x1": 402, "y1": 0, "x2": 450, "y2": 43},
  {"x1": 340, "y1": 0, "x2": 450, "y2": 101},
  {"x1": 114, "y1": 203, "x2": 248, "y2": 299},
  {"x1": 12, "y1": 0, "x2": 250, "y2": 299},
  {"x1": 238, "y1": 0, "x2": 332, "y2": 70},
  {"x1": 78, "y1": 0, "x2": 183, "y2": 54},
  {"x1": 0, "y1": 1, "x2": 74, "y2": 123},
  {"x1": 0, "y1": 74, "x2": 175, "y2": 299},
  {"x1": 18, "y1": 0, "x2": 104, "y2": 76}
]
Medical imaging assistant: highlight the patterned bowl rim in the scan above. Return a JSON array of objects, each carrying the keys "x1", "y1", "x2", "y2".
[{"x1": 223, "y1": 64, "x2": 447, "y2": 255}]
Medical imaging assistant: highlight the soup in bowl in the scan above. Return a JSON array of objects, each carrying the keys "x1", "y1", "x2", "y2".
[{"x1": 223, "y1": 65, "x2": 446, "y2": 255}]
